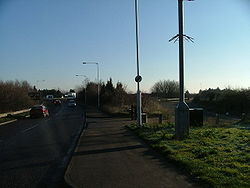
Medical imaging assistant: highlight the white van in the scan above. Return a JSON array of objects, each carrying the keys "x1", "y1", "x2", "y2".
[{"x1": 46, "y1": 95, "x2": 54, "y2": 100}]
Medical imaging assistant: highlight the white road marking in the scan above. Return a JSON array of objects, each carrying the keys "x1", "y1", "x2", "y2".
[
  {"x1": 22, "y1": 124, "x2": 38, "y2": 133},
  {"x1": 0, "y1": 119, "x2": 17, "y2": 126}
]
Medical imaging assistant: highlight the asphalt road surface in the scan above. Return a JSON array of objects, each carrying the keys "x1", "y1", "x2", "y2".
[{"x1": 0, "y1": 102, "x2": 85, "y2": 188}]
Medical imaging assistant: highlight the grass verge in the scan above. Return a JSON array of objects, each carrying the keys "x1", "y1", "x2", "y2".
[{"x1": 127, "y1": 123, "x2": 250, "y2": 188}]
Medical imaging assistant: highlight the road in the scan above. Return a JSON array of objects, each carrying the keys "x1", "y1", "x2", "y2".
[{"x1": 0, "y1": 102, "x2": 85, "y2": 188}]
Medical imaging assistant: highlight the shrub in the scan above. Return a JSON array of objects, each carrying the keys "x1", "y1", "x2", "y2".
[{"x1": 193, "y1": 88, "x2": 250, "y2": 116}]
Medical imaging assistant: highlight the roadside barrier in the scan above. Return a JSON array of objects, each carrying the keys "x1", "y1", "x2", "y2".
[{"x1": 0, "y1": 109, "x2": 30, "y2": 118}]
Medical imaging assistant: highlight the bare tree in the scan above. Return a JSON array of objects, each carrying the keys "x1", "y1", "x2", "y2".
[
  {"x1": 151, "y1": 80, "x2": 179, "y2": 98},
  {"x1": 0, "y1": 80, "x2": 35, "y2": 113}
]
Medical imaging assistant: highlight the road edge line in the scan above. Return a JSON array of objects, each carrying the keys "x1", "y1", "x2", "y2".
[{"x1": 0, "y1": 119, "x2": 17, "y2": 126}]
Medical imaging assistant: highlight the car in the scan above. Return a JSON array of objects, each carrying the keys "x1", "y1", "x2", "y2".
[
  {"x1": 46, "y1": 95, "x2": 54, "y2": 101},
  {"x1": 30, "y1": 105, "x2": 49, "y2": 118},
  {"x1": 53, "y1": 99, "x2": 61, "y2": 105},
  {"x1": 67, "y1": 100, "x2": 76, "y2": 107}
]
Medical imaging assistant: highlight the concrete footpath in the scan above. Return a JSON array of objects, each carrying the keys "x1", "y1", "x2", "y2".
[{"x1": 64, "y1": 110, "x2": 199, "y2": 188}]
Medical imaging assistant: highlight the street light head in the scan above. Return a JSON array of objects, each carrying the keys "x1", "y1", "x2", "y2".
[
  {"x1": 81, "y1": 60, "x2": 100, "y2": 109},
  {"x1": 82, "y1": 61, "x2": 99, "y2": 65},
  {"x1": 76, "y1": 74, "x2": 87, "y2": 78}
]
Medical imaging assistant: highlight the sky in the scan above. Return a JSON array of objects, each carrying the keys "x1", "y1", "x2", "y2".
[{"x1": 0, "y1": 0, "x2": 250, "y2": 93}]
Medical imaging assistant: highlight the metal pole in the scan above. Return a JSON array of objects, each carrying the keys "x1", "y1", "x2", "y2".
[
  {"x1": 179, "y1": 0, "x2": 184, "y2": 103},
  {"x1": 83, "y1": 86, "x2": 86, "y2": 105},
  {"x1": 135, "y1": 0, "x2": 142, "y2": 127},
  {"x1": 135, "y1": 0, "x2": 140, "y2": 77},
  {"x1": 97, "y1": 63, "x2": 100, "y2": 110},
  {"x1": 84, "y1": 77, "x2": 88, "y2": 105},
  {"x1": 175, "y1": 0, "x2": 189, "y2": 139}
]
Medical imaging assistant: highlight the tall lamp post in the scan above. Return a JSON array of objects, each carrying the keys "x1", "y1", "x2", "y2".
[
  {"x1": 134, "y1": 0, "x2": 142, "y2": 127},
  {"x1": 82, "y1": 62, "x2": 100, "y2": 109},
  {"x1": 174, "y1": 0, "x2": 192, "y2": 139},
  {"x1": 75, "y1": 74, "x2": 88, "y2": 105}
]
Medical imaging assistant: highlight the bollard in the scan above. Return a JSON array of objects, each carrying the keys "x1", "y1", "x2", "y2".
[
  {"x1": 242, "y1": 113, "x2": 246, "y2": 121},
  {"x1": 142, "y1": 113, "x2": 148, "y2": 124},
  {"x1": 158, "y1": 114, "x2": 163, "y2": 124},
  {"x1": 215, "y1": 113, "x2": 219, "y2": 125},
  {"x1": 130, "y1": 105, "x2": 134, "y2": 120}
]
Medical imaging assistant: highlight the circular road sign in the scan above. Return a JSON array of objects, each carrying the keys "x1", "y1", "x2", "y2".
[{"x1": 135, "y1": 75, "x2": 142, "y2": 82}]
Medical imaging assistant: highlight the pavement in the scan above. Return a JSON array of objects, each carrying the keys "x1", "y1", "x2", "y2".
[{"x1": 64, "y1": 109, "x2": 200, "y2": 188}]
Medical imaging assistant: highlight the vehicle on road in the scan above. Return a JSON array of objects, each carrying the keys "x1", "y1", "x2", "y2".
[
  {"x1": 30, "y1": 105, "x2": 49, "y2": 118},
  {"x1": 67, "y1": 91, "x2": 76, "y2": 100},
  {"x1": 67, "y1": 100, "x2": 76, "y2": 107},
  {"x1": 46, "y1": 95, "x2": 54, "y2": 101},
  {"x1": 53, "y1": 99, "x2": 61, "y2": 105}
]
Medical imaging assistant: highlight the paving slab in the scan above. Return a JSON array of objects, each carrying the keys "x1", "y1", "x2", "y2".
[{"x1": 65, "y1": 110, "x2": 200, "y2": 188}]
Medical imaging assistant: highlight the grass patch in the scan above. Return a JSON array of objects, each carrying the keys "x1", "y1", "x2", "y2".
[{"x1": 127, "y1": 123, "x2": 250, "y2": 188}]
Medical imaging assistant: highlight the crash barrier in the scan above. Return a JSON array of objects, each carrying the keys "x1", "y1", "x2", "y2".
[
  {"x1": 0, "y1": 109, "x2": 30, "y2": 118},
  {"x1": 189, "y1": 108, "x2": 203, "y2": 127}
]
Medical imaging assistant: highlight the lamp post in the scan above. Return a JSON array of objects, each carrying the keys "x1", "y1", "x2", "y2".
[
  {"x1": 134, "y1": 0, "x2": 142, "y2": 127},
  {"x1": 175, "y1": 0, "x2": 189, "y2": 139},
  {"x1": 75, "y1": 74, "x2": 88, "y2": 105},
  {"x1": 82, "y1": 62, "x2": 100, "y2": 109}
]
